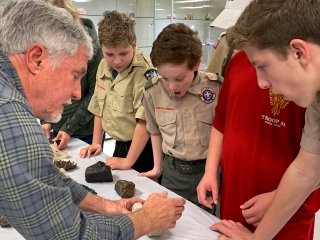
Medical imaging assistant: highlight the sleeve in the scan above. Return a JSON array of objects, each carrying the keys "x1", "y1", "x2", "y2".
[
  {"x1": 133, "y1": 74, "x2": 148, "y2": 121},
  {"x1": 0, "y1": 101, "x2": 134, "y2": 240},
  {"x1": 301, "y1": 99, "x2": 320, "y2": 155},
  {"x1": 212, "y1": 62, "x2": 231, "y2": 134},
  {"x1": 88, "y1": 61, "x2": 105, "y2": 117},
  {"x1": 60, "y1": 48, "x2": 103, "y2": 135},
  {"x1": 142, "y1": 89, "x2": 161, "y2": 134}
]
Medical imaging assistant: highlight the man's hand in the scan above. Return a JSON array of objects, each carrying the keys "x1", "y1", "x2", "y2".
[
  {"x1": 106, "y1": 157, "x2": 132, "y2": 170},
  {"x1": 241, "y1": 190, "x2": 276, "y2": 227},
  {"x1": 210, "y1": 220, "x2": 253, "y2": 240},
  {"x1": 41, "y1": 123, "x2": 52, "y2": 138},
  {"x1": 138, "y1": 168, "x2": 162, "y2": 182},
  {"x1": 113, "y1": 198, "x2": 145, "y2": 214},
  {"x1": 196, "y1": 172, "x2": 218, "y2": 209},
  {"x1": 79, "y1": 143, "x2": 102, "y2": 158},
  {"x1": 128, "y1": 191, "x2": 186, "y2": 239},
  {"x1": 53, "y1": 131, "x2": 71, "y2": 150}
]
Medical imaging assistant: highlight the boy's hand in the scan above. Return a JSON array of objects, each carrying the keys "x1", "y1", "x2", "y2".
[
  {"x1": 210, "y1": 220, "x2": 253, "y2": 240},
  {"x1": 196, "y1": 172, "x2": 218, "y2": 209},
  {"x1": 138, "y1": 168, "x2": 162, "y2": 182},
  {"x1": 41, "y1": 123, "x2": 52, "y2": 138},
  {"x1": 53, "y1": 131, "x2": 70, "y2": 150},
  {"x1": 241, "y1": 190, "x2": 275, "y2": 227},
  {"x1": 105, "y1": 157, "x2": 132, "y2": 170},
  {"x1": 79, "y1": 143, "x2": 102, "y2": 158}
]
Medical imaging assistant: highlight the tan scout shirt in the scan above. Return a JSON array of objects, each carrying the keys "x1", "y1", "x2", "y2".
[
  {"x1": 205, "y1": 32, "x2": 238, "y2": 75},
  {"x1": 88, "y1": 49, "x2": 153, "y2": 141},
  {"x1": 301, "y1": 92, "x2": 320, "y2": 154},
  {"x1": 143, "y1": 71, "x2": 221, "y2": 161}
]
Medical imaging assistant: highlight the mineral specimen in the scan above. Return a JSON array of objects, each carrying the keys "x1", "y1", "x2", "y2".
[
  {"x1": 0, "y1": 214, "x2": 10, "y2": 227},
  {"x1": 115, "y1": 180, "x2": 135, "y2": 198},
  {"x1": 85, "y1": 161, "x2": 113, "y2": 182},
  {"x1": 50, "y1": 141, "x2": 68, "y2": 161},
  {"x1": 54, "y1": 160, "x2": 77, "y2": 171}
]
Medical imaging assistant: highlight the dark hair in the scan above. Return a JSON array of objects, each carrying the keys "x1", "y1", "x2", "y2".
[{"x1": 150, "y1": 23, "x2": 202, "y2": 69}]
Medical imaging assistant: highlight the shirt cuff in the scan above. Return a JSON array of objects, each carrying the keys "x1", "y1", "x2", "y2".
[{"x1": 300, "y1": 130, "x2": 320, "y2": 155}]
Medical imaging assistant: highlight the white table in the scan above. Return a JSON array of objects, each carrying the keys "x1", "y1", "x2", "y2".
[{"x1": 0, "y1": 138, "x2": 220, "y2": 239}]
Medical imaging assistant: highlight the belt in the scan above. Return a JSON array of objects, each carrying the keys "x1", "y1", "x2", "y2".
[{"x1": 164, "y1": 154, "x2": 206, "y2": 175}]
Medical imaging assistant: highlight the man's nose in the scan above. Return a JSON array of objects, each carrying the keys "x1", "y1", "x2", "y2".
[{"x1": 72, "y1": 82, "x2": 81, "y2": 100}]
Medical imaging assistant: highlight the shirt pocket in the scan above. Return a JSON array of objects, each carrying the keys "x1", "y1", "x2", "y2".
[
  {"x1": 196, "y1": 111, "x2": 214, "y2": 147},
  {"x1": 156, "y1": 112, "x2": 177, "y2": 147},
  {"x1": 112, "y1": 84, "x2": 134, "y2": 114}
]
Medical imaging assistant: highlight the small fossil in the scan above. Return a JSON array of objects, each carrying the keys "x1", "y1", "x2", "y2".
[{"x1": 54, "y1": 160, "x2": 77, "y2": 171}]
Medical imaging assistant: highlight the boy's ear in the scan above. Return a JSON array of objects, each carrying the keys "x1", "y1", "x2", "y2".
[
  {"x1": 193, "y1": 58, "x2": 201, "y2": 71},
  {"x1": 289, "y1": 39, "x2": 310, "y2": 67},
  {"x1": 25, "y1": 43, "x2": 47, "y2": 75},
  {"x1": 132, "y1": 42, "x2": 137, "y2": 50}
]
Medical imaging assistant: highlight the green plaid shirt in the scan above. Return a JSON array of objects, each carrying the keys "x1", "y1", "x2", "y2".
[{"x1": 0, "y1": 52, "x2": 134, "y2": 239}]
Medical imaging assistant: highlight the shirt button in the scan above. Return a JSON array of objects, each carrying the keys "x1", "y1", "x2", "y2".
[
  {"x1": 185, "y1": 107, "x2": 189, "y2": 111},
  {"x1": 187, "y1": 149, "x2": 191, "y2": 153},
  {"x1": 186, "y1": 129, "x2": 190, "y2": 133}
]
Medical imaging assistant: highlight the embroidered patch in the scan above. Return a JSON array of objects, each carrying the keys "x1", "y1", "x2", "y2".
[
  {"x1": 200, "y1": 87, "x2": 215, "y2": 104},
  {"x1": 144, "y1": 69, "x2": 159, "y2": 81}
]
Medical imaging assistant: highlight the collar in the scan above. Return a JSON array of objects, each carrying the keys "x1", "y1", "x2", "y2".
[
  {"x1": 0, "y1": 51, "x2": 25, "y2": 98},
  {"x1": 99, "y1": 49, "x2": 150, "y2": 82}
]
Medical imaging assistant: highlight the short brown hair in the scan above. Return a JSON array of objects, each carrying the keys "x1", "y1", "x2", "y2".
[
  {"x1": 227, "y1": 0, "x2": 320, "y2": 58},
  {"x1": 150, "y1": 23, "x2": 202, "y2": 69},
  {"x1": 46, "y1": 0, "x2": 81, "y2": 23},
  {"x1": 98, "y1": 10, "x2": 136, "y2": 48}
]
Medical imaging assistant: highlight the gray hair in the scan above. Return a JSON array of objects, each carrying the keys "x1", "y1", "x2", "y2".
[{"x1": 0, "y1": 0, "x2": 93, "y2": 68}]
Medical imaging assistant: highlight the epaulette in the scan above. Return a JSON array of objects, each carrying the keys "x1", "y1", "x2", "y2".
[
  {"x1": 144, "y1": 68, "x2": 159, "y2": 81},
  {"x1": 217, "y1": 74, "x2": 224, "y2": 84},
  {"x1": 144, "y1": 80, "x2": 153, "y2": 90}
]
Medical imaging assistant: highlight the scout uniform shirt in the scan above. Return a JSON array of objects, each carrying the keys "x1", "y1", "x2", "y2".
[
  {"x1": 301, "y1": 91, "x2": 320, "y2": 154},
  {"x1": 143, "y1": 71, "x2": 221, "y2": 161},
  {"x1": 88, "y1": 49, "x2": 153, "y2": 141},
  {"x1": 205, "y1": 32, "x2": 238, "y2": 76}
]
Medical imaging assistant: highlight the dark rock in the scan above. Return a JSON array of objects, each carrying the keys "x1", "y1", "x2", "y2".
[
  {"x1": 54, "y1": 160, "x2": 77, "y2": 171},
  {"x1": 115, "y1": 180, "x2": 135, "y2": 198},
  {"x1": 85, "y1": 161, "x2": 113, "y2": 182},
  {"x1": 0, "y1": 214, "x2": 10, "y2": 227}
]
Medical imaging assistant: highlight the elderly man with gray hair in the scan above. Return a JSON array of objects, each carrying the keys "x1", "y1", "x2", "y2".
[{"x1": 0, "y1": 0, "x2": 185, "y2": 239}]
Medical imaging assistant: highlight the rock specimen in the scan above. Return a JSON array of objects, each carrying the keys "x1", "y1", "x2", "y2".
[
  {"x1": 54, "y1": 160, "x2": 77, "y2": 171},
  {"x1": 85, "y1": 161, "x2": 113, "y2": 183},
  {"x1": 0, "y1": 214, "x2": 10, "y2": 227},
  {"x1": 131, "y1": 202, "x2": 162, "y2": 237},
  {"x1": 115, "y1": 180, "x2": 135, "y2": 198},
  {"x1": 50, "y1": 141, "x2": 68, "y2": 161}
]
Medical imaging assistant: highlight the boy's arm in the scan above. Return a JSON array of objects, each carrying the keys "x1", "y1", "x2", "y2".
[
  {"x1": 251, "y1": 148, "x2": 320, "y2": 240},
  {"x1": 105, "y1": 119, "x2": 150, "y2": 170},
  {"x1": 197, "y1": 127, "x2": 223, "y2": 208},
  {"x1": 138, "y1": 133, "x2": 163, "y2": 181},
  {"x1": 79, "y1": 115, "x2": 104, "y2": 158}
]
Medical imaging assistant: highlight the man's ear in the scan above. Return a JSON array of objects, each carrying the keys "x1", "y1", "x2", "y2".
[
  {"x1": 289, "y1": 39, "x2": 310, "y2": 67},
  {"x1": 25, "y1": 43, "x2": 47, "y2": 75},
  {"x1": 193, "y1": 58, "x2": 201, "y2": 71}
]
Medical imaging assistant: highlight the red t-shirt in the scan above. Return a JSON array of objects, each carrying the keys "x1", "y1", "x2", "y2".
[{"x1": 213, "y1": 50, "x2": 320, "y2": 239}]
